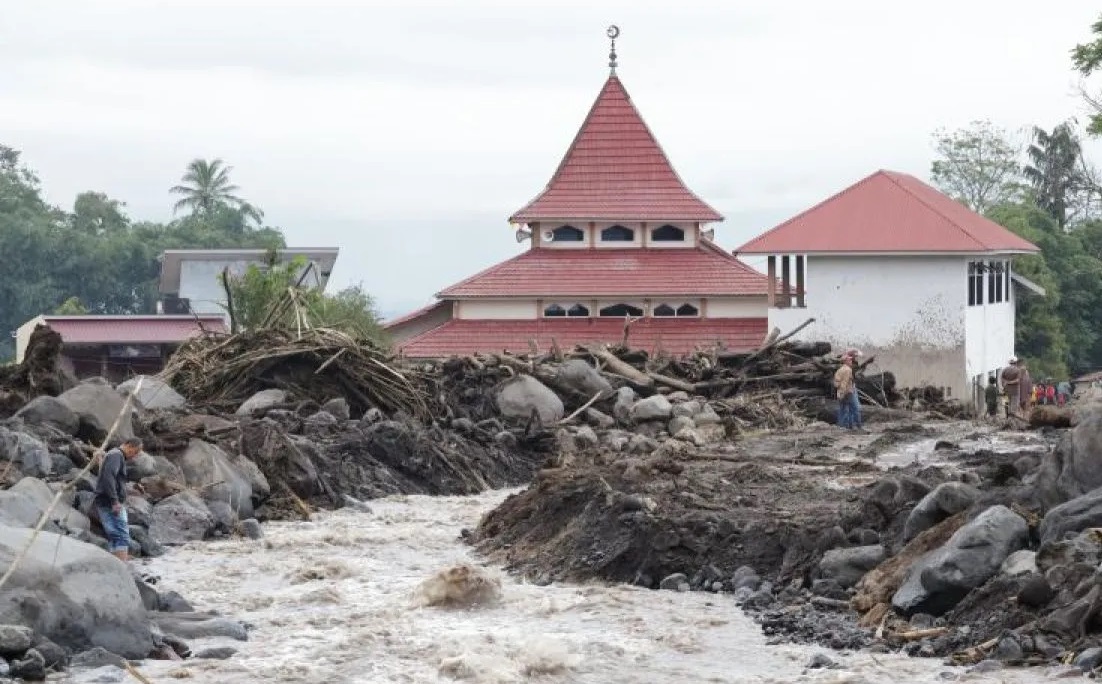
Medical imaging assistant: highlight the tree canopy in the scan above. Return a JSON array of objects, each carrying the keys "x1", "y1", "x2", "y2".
[
  {"x1": 0, "y1": 148, "x2": 285, "y2": 359},
  {"x1": 931, "y1": 116, "x2": 1102, "y2": 379}
]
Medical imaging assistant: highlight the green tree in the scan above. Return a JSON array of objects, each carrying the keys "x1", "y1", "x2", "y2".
[
  {"x1": 1072, "y1": 14, "x2": 1102, "y2": 136},
  {"x1": 930, "y1": 120, "x2": 1024, "y2": 212},
  {"x1": 53, "y1": 297, "x2": 88, "y2": 315},
  {"x1": 1023, "y1": 122, "x2": 1088, "y2": 228},
  {"x1": 170, "y1": 158, "x2": 263, "y2": 226},
  {"x1": 71, "y1": 191, "x2": 129, "y2": 236},
  {"x1": 222, "y1": 255, "x2": 385, "y2": 342}
]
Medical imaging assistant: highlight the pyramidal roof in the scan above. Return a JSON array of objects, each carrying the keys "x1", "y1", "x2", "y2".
[
  {"x1": 510, "y1": 75, "x2": 723, "y2": 223},
  {"x1": 737, "y1": 170, "x2": 1040, "y2": 255}
]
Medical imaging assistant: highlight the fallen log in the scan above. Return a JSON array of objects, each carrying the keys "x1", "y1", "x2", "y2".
[
  {"x1": 647, "y1": 372, "x2": 696, "y2": 393},
  {"x1": 589, "y1": 346, "x2": 654, "y2": 389}
]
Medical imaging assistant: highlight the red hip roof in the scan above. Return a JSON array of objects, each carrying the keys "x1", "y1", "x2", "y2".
[
  {"x1": 438, "y1": 243, "x2": 768, "y2": 298},
  {"x1": 510, "y1": 75, "x2": 722, "y2": 222},
  {"x1": 737, "y1": 170, "x2": 1040, "y2": 255},
  {"x1": 398, "y1": 317, "x2": 768, "y2": 358}
]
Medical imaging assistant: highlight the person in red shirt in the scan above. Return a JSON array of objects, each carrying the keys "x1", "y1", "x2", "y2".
[{"x1": 1045, "y1": 383, "x2": 1056, "y2": 406}]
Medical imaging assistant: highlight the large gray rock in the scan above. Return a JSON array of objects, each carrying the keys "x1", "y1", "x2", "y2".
[
  {"x1": 167, "y1": 439, "x2": 256, "y2": 520},
  {"x1": 117, "y1": 376, "x2": 186, "y2": 410},
  {"x1": 1036, "y1": 405, "x2": 1102, "y2": 508},
  {"x1": 1039, "y1": 487, "x2": 1102, "y2": 545},
  {"x1": 550, "y1": 360, "x2": 613, "y2": 399},
  {"x1": 630, "y1": 395, "x2": 673, "y2": 423},
  {"x1": 126, "y1": 453, "x2": 159, "y2": 481},
  {"x1": 149, "y1": 491, "x2": 214, "y2": 544},
  {"x1": 819, "y1": 545, "x2": 887, "y2": 588},
  {"x1": 151, "y1": 614, "x2": 247, "y2": 641},
  {"x1": 0, "y1": 524, "x2": 154, "y2": 658},
  {"x1": 902, "y1": 482, "x2": 981, "y2": 543},
  {"x1": 612, "y1": 387, "x2": 636, "y2": 425},
  {"x1": 235, "y1": 389, "x2": 287, "y2": 416},
  {"x1": 14, "y1": 397, "x2": 78, "y2": 435},
  {"x1": 0, "y1": 427, "x2": 52, "y2": 478},
  {"x1": 0, "y1": 477, "x2": 88, "y2": 535},
  {"x1": 56, "y1": 383, "x2": 134, "y2": 441},
  {"x1": 320, "y1": 398, "x2": 351, "y2": 421},
  {"x1": 495, "y1": 375, "x2": 564, "y2": 424},
  {"x1": 892, "y1": 505, "x2": 1028, "y2": 616}
]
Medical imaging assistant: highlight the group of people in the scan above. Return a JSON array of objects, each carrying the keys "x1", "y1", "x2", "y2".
[
  {"x1": 988, "y1": 357, "x2": 1073, "y2": 419},
  {"x1": 833, "y1": 348, "x2": 863, "y2": 430}
]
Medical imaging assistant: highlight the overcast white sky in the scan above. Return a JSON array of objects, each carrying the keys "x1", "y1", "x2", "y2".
[{"x1": 2, "y1": 0, "x2": 1101, "y2": 317}]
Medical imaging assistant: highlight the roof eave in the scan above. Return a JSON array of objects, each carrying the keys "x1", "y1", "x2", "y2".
[{"x1": 735, "y1": 248, "x2": 1040, "y2": 257}]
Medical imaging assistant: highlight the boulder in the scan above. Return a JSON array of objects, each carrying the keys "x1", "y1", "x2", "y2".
[
  {"x1": 1036, "y1": 529, "x2": 1102, "y2": 572},
  {"x1": 668, "y1": 415, "x2": 695, "y2": 436},
  {"x1": 573, "y1": 426, "x2": 600, "y2": 451},
  {"x1": 612, "y1": 387, "x2": 636, "y2": 425},
  {"x1": 151, "y1": 613, "x2": 247, "y2": 641},
  {"x1": 14, "y1": 397, "x2": 78, "y2": 435},
  {"x1": 583, "y1": 408, "x2": 615, "y2": 430},
  {"x1": 892, "y1": 505, "x2": 1028, "y2": 616},
  {"x1": 318, "y1": 398, "x2": 350, "y2": 421},
  {"x1": 239, "y1": 518, "x2": 263, "y2": 540},
  {"x1": 0, "y1": 524, "x2": 154, "y2": 658},
  {"x1": 149, "y1": 491, "x2": 214, "y2": 544},
  {"x1": 117, "y1": 376, "x2": 186, "y2": 410},
  {"x1": 1000, "y1": 550, "x2": 1038, "y2": 576},
  {"x1": 0, "y1": 624, "x2": 33, "y2": 655},
  {"x1": 819, "y1": 545, "x2": 887, "y2": 588},
  {"x1": 124, "y1": 496, "x2": 154, "y2": 529},
  {"x1": 902, "y1": 482, "x2": 981, "y2": 543},
  {"x1": 1035, "y1": 405, "x2": 1102, "y2": 508},
  {"x1": 495, "y1": 375, "x2": 564, "y2": 424},
  {"x1": 693, "y1": 405, "x2": 723, "y2": 426},
  {"x1": 0, "y1": 427, "x2": 52, "y2": 478},
  {"x1": 168, "y1": 439, "x2": 256, "y2": 519},
  {"x1": 630, "y1": 395, "x2": 673, "y2": 423},
  {"x1": 1039, "y1": 487, "x2": 1102, "y2": 544},
  {"x1": 671, "y1": 401, "x2": 702, "y2": 419},
  {"x1": 126, "y1": 453, "x2": 159, "y2": 481},
  {"x1": 10, "y1": 648, "x2": 45, "y2": 680},
  {"x1": 550, "y1": 360, "x2": 613, "y2": 399},
  {"x1": 56, "y1": 383, "x2": 134, "y2": 442},
  {"x1": 0, "y1": 477, "x2": 89, "y2": 534},
  {"x1": 235, "y1": 389, "x2": 287, "y2": 416},
  {"x1": 659, "y1": 573, "x2": 689, "y2": 591},
  {"x1": 70, "y1": 646, "x2": 127, "y2": 669}
]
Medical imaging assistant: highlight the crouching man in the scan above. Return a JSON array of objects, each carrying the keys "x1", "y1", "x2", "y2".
[{"x1": 95, "y1": 437, "x2": 143, "y2": 561}]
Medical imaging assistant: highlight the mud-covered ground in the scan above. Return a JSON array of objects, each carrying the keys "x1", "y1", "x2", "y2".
[{"x1": 473, "y1": 416, "x2": 1061, "y2": 662}]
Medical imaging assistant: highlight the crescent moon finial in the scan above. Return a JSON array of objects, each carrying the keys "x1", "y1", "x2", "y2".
[{"x1": 607, "y1": 25, "x2": 620, "y2": 72}]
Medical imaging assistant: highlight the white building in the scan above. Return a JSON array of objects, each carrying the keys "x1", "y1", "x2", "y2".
[
  {"x1": 736, "y1": 170, "x2": 1042, "y2": 404},
  {"x1": 158, "y1": 248, "x2": 339, "y2": 318}
]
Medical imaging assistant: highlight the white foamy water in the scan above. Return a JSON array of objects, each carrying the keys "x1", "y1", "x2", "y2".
[{"x1": 68, "y1": 490, "x2": 1052, "y2": 683}]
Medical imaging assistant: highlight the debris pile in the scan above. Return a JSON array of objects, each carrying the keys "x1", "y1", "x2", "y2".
[
  {"x1": 0, "y1": 325, "x2": 70, "y2": 416},
  {"x1": 161, "y1": 326, "x2": 431, "y2": 419}
]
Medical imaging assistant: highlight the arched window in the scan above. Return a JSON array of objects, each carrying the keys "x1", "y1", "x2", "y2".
[
  {"x1": 567, "y1": 304, "x2": 590, "y2": 317},
  {"x1": 551, "y1": 225, "x2": 584, "y2": 242},
  {"x1": 601, "y1": 225, "x2": 635, "y2": 242},
  {"x1": 653, "y1": 304, "x2": 676, "y2": 317},
  {"x1": 676, "y1": 303, "x2": 699, "y2": 316},
  {"x1": 599, "y1": 303, "x2": 644, "y2": 317},
  {"x1": 652, "y1": 224, "x2": 685, "y2": 242},
  {"x1": 544, "y1": 304, "x2": 566, "y2": 317}
]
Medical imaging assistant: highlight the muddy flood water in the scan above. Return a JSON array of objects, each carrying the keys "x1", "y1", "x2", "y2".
[{"x1": 66, "y1": 490, "x2": 1050, "y2": 684}]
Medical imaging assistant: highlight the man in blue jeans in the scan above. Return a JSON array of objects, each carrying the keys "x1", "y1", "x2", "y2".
[{"x1": 95, "y1": 437, "x2": 143, "y2": 561}]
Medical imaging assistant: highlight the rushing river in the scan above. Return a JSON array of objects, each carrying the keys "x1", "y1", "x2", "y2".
[{"x1": 67, "y1": 490, "x2": 1050, "y2": 683}]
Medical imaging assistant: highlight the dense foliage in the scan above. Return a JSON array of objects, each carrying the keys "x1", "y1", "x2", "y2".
[{"x1": 0, "y1": 146, "x2": 383, "y2": 360}]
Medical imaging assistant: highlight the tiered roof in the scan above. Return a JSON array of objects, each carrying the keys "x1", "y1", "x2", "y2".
[{"x1": 510, "y1": 75, "x2": 722, "y2": 222}]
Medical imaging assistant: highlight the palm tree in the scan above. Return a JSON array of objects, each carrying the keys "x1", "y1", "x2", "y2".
[
  {"x1": 170, "y1": 158, "x2": 264, "y2": 225},
  {"x1": 1023, "y1": 122, "x2": 1085, "y2": 229}
]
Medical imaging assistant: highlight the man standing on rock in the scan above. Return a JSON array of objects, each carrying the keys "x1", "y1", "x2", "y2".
[{"x1": 95, "y1": 437, "x2": 142, "y2": 561}]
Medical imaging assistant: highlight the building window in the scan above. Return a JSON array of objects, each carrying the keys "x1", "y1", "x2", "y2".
[
  {"x1": 1004, "y1": 261, "x2": 1011, "y2": 300},
  {"x1": 599, "y1": 303, "x2": 644, "y2": 317},
  {"x1": 967, "y1": 261, "x2": 984, "y2": 306},
  {"x1": 551, "y1": 225, "x2": 584, "y2": 242},
  {"x1": 653, "y1": 302, "x2": 699, "y2": 317},
  {"x1": 601, "y1": 225, "x2": 635, "y2": 242},
  {"x1": 652, "y1": 225, "x2": 685, "y2": 242},
  {"x1": 544, "y1": 303, "x2": 589, "y2": 317}
]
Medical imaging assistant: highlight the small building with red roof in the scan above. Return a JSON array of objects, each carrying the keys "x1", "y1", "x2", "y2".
[
  {"x1": 387, "y1": 36, "x2": 770, "y2": 357},
  {"x1": 736, "y1": 169, "x2": 1042, "y2": 404}
]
